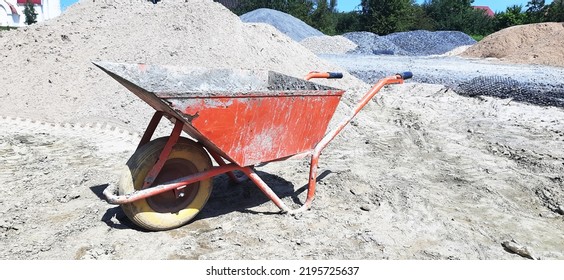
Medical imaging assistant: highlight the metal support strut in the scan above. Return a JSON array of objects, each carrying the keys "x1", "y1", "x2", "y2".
[
  {"x1": 104, "y1": 73, "x2": 411, "y2": 215},
  {"x1": 247, "y1": 73, "x2": 409, "y2": 214}
]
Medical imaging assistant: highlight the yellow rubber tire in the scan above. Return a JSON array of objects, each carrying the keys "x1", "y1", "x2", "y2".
[{"x1": 118, "y1": 137, "x2": 212, "y2": 231}]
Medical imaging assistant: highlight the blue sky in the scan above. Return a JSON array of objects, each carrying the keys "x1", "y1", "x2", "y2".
[
  {"x1": 337, "y1": 0, "x2": 553, "y2": 13},
  {"x1": 61, "y1": 0, "x2": 76, "y2": 10},
  {"x1": 61, "y1": 0, "x2": 553, "y2": 13}
]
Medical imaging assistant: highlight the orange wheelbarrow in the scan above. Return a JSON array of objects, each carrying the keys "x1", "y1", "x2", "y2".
[{"x1": 94, "y1": 61, "x2": 412, "y2": 231}]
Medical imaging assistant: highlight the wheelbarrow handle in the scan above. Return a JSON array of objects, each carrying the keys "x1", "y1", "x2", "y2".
[
  {"x1": 285, "y1": 72, "x2": 414, "y2": 213},
  {"x1": 304, "y1": 71, "x2": 343, "y2": 81},
  {"x1": 397, "y1": 71, "x2": 413, "y2": 80}
]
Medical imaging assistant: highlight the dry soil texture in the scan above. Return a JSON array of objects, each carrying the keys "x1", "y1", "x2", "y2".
[{"x1": 0, "y1": 1, "x2": 563, "y2": 260}]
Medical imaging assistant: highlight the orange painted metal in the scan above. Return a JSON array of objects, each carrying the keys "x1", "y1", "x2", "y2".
[
  {"x1": 166, "y1": 92, "x2": 343, "y2": 167},
  {"x1": 207, "y1": 149, "x2": 244, "y2": 183},
  {"x1": 295, "y1": 73, "x2": 408, "y2": 212},
  {"x1": 137, "y1": 111, "x2": 164, "y2": 150},
  {"x1": 96, "y1": 61, "x2": 412, "y2": 215},
  {"x1": 142, "y1": 118, "x2": 184, "y2": 188},
  {"x1": 304, "y1": 71, "x2": 343, "y2": 81},
  {"x1": 94, "y1": 62, "x2": 345, "y2": 167},
  {"x1": 241, "y1": 73, "x2": 409, "y2": 213},
  {"x1": 103, "y1": 164, "x2": 241, "y2": 204}
]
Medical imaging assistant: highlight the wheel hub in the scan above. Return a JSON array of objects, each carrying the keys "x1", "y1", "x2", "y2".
[{"x1": 146, "y1": 158, "x2": 199, "y2": 213}]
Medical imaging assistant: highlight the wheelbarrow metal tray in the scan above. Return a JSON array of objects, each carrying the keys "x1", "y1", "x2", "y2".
[{"x1": 94, "y1": 62, "x2": 345, "y2": 167}]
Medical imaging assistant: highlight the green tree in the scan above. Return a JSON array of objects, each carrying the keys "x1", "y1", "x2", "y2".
[
  {"x1": 289, "y1": 0, "x2": 315, "y2": 22},
  {"x1": 411, "y1": 3, "x2": 437, "y2": 31},
  {"x1": 334, "y1": 11, "x2": 362, "y2": 34},
  {"x1": 464, "y1": 8, "x2": 494, "y2": 35},
  {"x1": 423, "y1": 0, "x2": 474, "y2": 31},
  {"x1": 422, "y1": 0, "x2": 493, "y2": 35},
  {"x1": 525, "y1": 0, "x2": 547, "y2": 23},
  {"x1": 360, "y1": 0, "x2": 415, "y2": 35},
  {"x1": 23, "y1": 0, "x2": 38, "y2": 25},
  {"x1": 310, "y1": 1, "x2": 336, "y2": 34},
  {"x1": 546, "y1": 0, "x2": 564, "y2": 21},
  {"x1": 495, "y1": 5, "x2": 526, "y2": 30}
]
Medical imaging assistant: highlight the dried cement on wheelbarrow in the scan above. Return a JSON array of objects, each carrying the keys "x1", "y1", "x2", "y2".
[{"x1": 1, "y1": 0, "x2": 564, "y2": 260}]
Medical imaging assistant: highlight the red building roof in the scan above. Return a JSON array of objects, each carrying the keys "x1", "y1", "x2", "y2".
[
  {"x1": 473, "y1": 6, "x2": 495, "y2": 17},
  {"x1": 17, "y1": 0, "x2": 42, "y2": 4}
]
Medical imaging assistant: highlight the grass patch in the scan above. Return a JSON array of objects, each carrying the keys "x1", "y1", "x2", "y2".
[
  {"x1": 0, "y1": 26, "x2": 17, "y2": 31},
  {"x1": 470, "y1": 34, "x2": 485, "y2": 41}
]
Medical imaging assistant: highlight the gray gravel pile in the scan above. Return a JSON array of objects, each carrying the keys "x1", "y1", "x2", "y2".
[
  {"x1": 455, "y1": 76, "x2": 564, "y2": 107},
  {"x1": 343, "y1": 32, "x2": 407, "y2": 55},
  {"x1": 384, "y1": 30, "x2": 476, "y2": 56},
  {"x1": 343, "y1": 30, "x2": 476, "y2": 56},
  {"x1": 322, "y1": 54, "x2": 564, "y2": 108},
  {"x1": 300, "y1": 35, "x2": 357, "y2": 54},
  {"x1": 240, "y1": 8, "x2": 323, "y2": 41}
]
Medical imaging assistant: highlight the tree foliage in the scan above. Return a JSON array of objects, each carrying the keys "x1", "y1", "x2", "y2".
[
  {"x1": 334, "y1": 11, "x2": 362, "y2": 34},
  {"x1": 310, "y1": 0, "x2": 336, "y2": 34},
  {"x1": 525, "y1": 0, "x2": 547, "y2": 23},
  {"x1": 495, "y1": 5, "x2": 527, "y2": 30},
  {"x1": 421, "y1": 0, "x2": 493, "y2": 35},
  {"x1": 546, "y1": 0, "x2": 564, "y2": 21},
  {"x1": 217, "y1": 0, "x2": 559, "y2": 38},
  {"x1": 23, "y1": 0, "x2": 38, "y2": 25},
  {"x1": 360, "y1": 0, "x2": 415, "y2": 35}
]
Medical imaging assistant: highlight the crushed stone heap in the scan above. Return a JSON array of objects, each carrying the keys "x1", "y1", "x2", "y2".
[
  {"x1": 300, "y1": 35, "x2": 357, "y2": 55},
  {"x1": 344, "y1": 30, "x2": 475, "y2": 56},
  {"x1": 240, "y1": 8, "x2": 323, "y2": 41}
]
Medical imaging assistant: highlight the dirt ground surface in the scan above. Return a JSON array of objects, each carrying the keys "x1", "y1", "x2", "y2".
[
  {"x1": 2, "y1": 82, "x2": 563, "y2": 260},
  {"x1": 1, "y1": 1, "x2": 563, "y2": 260}
]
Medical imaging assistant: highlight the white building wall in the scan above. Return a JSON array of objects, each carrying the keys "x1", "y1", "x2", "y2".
[
  {"x1": 1, "y1": 0, "x2": 61, "y2": 27},
  {"x1": 0, "y1": 5, "x2": 9, "y2": 26}
]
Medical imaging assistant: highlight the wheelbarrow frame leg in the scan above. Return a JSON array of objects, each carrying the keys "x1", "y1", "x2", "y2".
[
  {"x1": 208, "y1": 149, "x2": 245, "y2": 184},
  {"x1": 137, "y1": 111, "x2": 164, "y2": 150},
  {"x1": 142, "y1": 116, "x2": 184, "y2": 189},
  {"x1": 225, "y1": 74, "x2": 409, "y2": 214},
  {"x1": 241, "y1": 167, "x2": 292, "y2": 213},
  {"x1": 287, "y1": 73, "x2": 408, "y2": 213}
]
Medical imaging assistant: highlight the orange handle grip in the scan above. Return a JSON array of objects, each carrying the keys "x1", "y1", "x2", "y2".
[{"x1": 304, "y1": 72, "x2": 343, "y2": 80}]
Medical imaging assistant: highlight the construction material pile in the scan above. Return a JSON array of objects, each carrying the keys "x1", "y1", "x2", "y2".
[
  {"x1": 454, "y1": 76, "x2": 564, "y2": 107},
  {"x1": 322, "y1": 52, "x2": 564, "y2": 108},
  {"x1": 345, "y1": 30, "x2": 476, "y2": 56},
  {"x1": 0, "y1": 0, "x2": 363, "y2": 130},
  {"x1": 239, "y1": 8, "x2": 475, "y2": 56},
  {"x1": 462, "y1": 22, "x2": 564, "y2": 68},
  {"x1": 2, "y1": 0, "x2": 564, "y2": 262},
  {"x1": 343, "y1": 32, "x2": 407, "y2": 55},
  {"x1": 240, "y1": 8, "x2": 323, "y2": 41},
  {"x1": 300, "y1": 35, "x2": 357, "y2": 54}
]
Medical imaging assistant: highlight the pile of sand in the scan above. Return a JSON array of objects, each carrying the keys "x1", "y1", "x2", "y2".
[
  {"x1": 462, "y1": 22, "x2": 564, "y2": 67},
  {"x1": 0, "y1": 0, "x2": 364, "y2": 131}
]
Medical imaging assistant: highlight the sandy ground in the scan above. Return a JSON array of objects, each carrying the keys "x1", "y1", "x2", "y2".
[
  {"x1": 1, "y1": 80, "x2": 563, "y2": 260},
  {"x1": 1, "y1": 1, "x2": 563, "y2": 260}
]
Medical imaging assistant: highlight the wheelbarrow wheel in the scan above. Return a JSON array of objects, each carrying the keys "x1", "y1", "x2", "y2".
[{"x1": 118, "y1": 137, "x2": 212, "y2": 231}]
